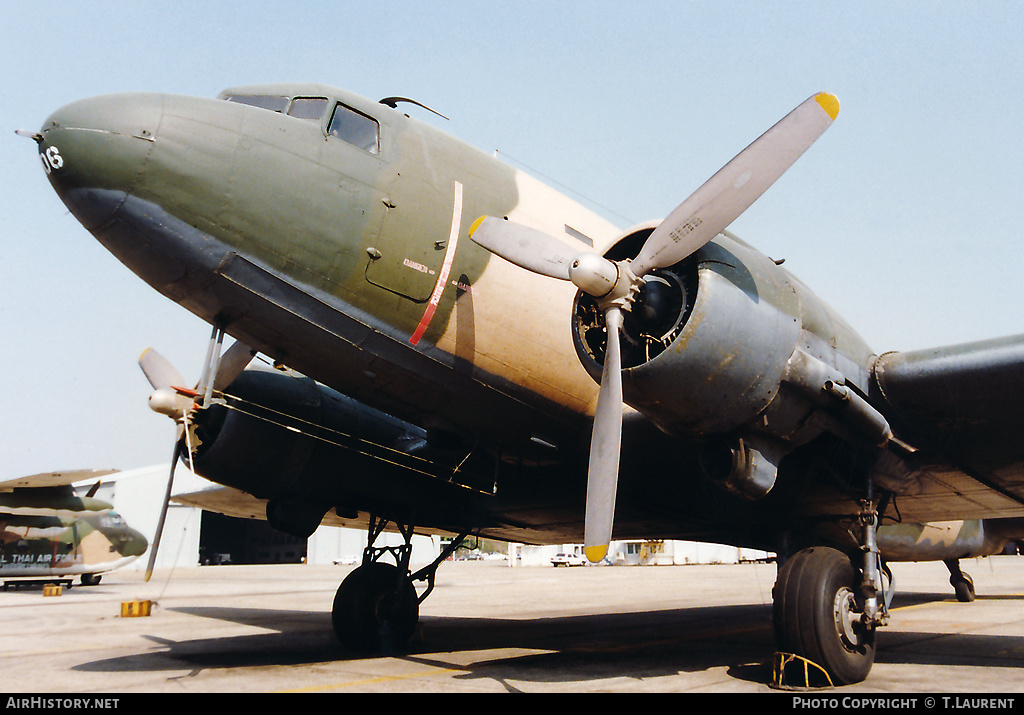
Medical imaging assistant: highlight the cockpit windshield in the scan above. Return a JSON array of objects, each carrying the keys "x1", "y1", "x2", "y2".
[
  {"x1": 98, "y1": 511, "x2": 128, "y2": 529},
  {"x1": 287, "y1": 97, "x2": 329, "y2": 121},
  {"x1": 221, "y1": 93, "x2": 380, "y2": 154},
  {"x1": 223, "y1": 94, "x2": 290, "y2": 113},
  {"x1": 222, "y1": 94, "x2": 329, "y2": 124}
]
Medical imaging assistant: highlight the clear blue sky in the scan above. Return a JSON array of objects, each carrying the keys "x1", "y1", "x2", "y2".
[{"x1": 3, "y1": 1, "x2": 1023, "y2": 477}]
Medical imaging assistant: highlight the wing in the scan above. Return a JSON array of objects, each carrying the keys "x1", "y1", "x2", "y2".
[
  {"x1": 171, "y1": 486, "x2": 460, "y2": 537},
  {"x1": 171, "y1": 485, "x2": 268, "y2": 521},
  {"x1": 0, "y1": 469, "x2": 118, "y2": 492},
  {"x1": 871, "y1": 333, "x2": 1024, "y2": 521}
]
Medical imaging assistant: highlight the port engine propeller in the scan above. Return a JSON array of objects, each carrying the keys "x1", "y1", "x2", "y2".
[
  {"x1": 470, "y1": 93, "x2": 839, "y2": 562},
  {"x1": 138, "y1": 328, "x2": 255, "y2": 581}
]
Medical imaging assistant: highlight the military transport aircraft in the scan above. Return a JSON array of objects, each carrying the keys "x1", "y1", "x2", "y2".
[
  {"x1": 19, "y1": 83, "x2": 1024, "y2": 685},
  {"x1": 0, "y1": 470, "x2": 148, "y2": 586}
]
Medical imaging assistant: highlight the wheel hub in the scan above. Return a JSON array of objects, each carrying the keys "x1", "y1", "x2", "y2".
[{"x1": 833, "y1": 586, "x2": 864, "y2": 651}]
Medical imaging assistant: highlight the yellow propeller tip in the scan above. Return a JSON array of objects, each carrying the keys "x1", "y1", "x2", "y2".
[
  {"x1": 584, "y1": 545, "x2": 608, "y2": 563},
  {"x1": 814, "y1": 92, "x2": 840, "y2": 121},
  {"x1": 469, "y1": 215, "x2": 488, "y2": 237}
]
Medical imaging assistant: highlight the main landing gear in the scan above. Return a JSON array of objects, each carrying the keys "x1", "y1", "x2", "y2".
[
  {"x1": 773, "y1": 546, "x2": 878, "y2": 685},
  {"x1": 772, "y1": 496, "x2": 891, "y2": 685},
  {"x1": 331, "y1": 515, "x2": 467, "y2": 653}
]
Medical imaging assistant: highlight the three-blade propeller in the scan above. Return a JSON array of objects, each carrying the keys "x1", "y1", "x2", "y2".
[
  {"x1": 138, "y1": 332, "x2": 254, "y2": 581},
  {"x1": 470, "y1": 93, "x2": 839, "y2": 562}
]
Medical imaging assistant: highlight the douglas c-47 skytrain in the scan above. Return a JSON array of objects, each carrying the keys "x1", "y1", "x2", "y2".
[{"x1": 18, "y1": 83, "x2": 1024, "y2": 684}]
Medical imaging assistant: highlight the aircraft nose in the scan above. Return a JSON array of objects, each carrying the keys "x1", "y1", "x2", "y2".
[
  {"x1": 38, "y1": 93, "x2": 163, "y2": 229},
  {"x1": 121, "y1": 528, "x2": 150, "y2": 558}
]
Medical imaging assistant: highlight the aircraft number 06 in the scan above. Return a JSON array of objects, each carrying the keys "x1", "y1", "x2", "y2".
[{"x1": 40, "y1": 146, "x2": 64, "y2": 174}]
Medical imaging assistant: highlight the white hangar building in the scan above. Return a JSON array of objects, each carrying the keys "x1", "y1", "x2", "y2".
[{"x1": 80, "y1": 465, "x2": 768, "y2": 571}]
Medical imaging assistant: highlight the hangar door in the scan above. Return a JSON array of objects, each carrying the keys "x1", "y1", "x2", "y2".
[{"x1": 199, "y1": 512, "x2": 307, "y2": 565}]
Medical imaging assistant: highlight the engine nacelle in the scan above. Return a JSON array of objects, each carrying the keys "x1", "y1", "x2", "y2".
[
  {"x1": 573, "y1": 226, "x2": 878, "y2": 498},
  {"x1": 575, "y1": 227, "x2": 804, "y2": 433},
  {"x1": 184, "y1": 368, "x2": 479, "y2": 536}
]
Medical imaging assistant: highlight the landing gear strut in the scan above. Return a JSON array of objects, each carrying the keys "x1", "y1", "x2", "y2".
[{"x1": 331, "y1": 515, "x2": 467, "y2": 652}]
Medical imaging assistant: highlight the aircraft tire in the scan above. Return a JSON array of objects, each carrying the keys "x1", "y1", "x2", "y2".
[
  {"x1": 952, "y1": 573, "x2": 976, "y2": 603},
  {"x1": 332, "y1": 562, "x2": 419, "y2": 653},
  {"x1": 773, "y1": 546, "x2": 875, "y2": 685},
  {"x1": 81, "y1": 574, "x2": 101, "y2": 586}
]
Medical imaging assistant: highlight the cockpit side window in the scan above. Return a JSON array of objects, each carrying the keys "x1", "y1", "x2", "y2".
[
  {"x1": 328, "y1": 102, "x2": 380, "y2": 155},
  {"x1": 287, "y1": 97, "x2": 329, "y2": 122},
  {"x1": 223, "y1": 94, "x2": 290, "y2": 113}
]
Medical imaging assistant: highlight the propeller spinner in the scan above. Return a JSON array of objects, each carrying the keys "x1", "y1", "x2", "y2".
[{"x1": 470, "y1": 93, "x2": 839, "y2": 561}]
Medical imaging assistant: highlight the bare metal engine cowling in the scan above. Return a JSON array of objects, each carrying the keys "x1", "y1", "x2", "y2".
[{"x1": 573, "y1": 227, "x2": 877, "y2": 498}]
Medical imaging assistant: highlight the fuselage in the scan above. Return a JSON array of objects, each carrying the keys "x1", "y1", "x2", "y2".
[
  {"x1": 0, "y1": 494, "x2": 147, "y2": 579},
  {"x1": 35, "y1": 83, "x2": 892, "y2": 549},
  {"x1": 37, "y1": 85, "x2": 872, "y2": 456}
]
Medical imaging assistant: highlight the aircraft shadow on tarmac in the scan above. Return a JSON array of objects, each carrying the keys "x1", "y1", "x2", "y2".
[
  {"x1": 68, "y1": 602, "x2": 780, "y2": 686},
  {"x1": 69, "y1": 591, "x2": 1023, "y2": 687}
]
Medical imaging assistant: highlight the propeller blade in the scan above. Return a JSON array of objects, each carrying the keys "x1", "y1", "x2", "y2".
[
  {"x1": 139, "y1": 348, "x2": 186, "y2": 391},
  {"x1": 583, "y1": 307, "x2": 624, "y2": 563},
  {"x1": 212, "y1": 340, "x2": 255, "y2": 392},
  {"x1": 144, "y1": 440, "x2": 180, "y2": 582},
  {"x1": 631, "y1": 92, "x2": 839, "y2": 277},
  {"x1": 469, "y1": 216, "x2": 576, "y2": 280}
]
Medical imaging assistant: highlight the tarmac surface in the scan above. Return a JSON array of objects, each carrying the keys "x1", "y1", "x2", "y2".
[{"x1": 1, "y1": 556, "x2": 1023, "y2": 694}]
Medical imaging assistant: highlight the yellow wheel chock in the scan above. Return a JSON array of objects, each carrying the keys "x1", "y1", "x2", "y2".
[
  {"x1": 770, "y1": 652, "x2": 834, "y2": 690},
  {"x1": 120, "y1": 600, "x2": 153, "y2": 617}
]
